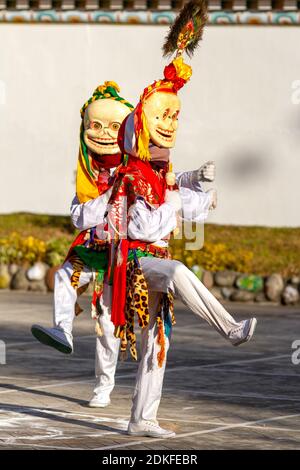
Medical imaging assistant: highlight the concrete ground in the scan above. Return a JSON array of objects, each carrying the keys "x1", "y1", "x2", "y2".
[{"x1": 0, "y1": 290, "x2": 300, "y2": 450}]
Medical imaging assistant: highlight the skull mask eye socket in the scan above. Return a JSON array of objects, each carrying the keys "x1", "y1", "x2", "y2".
[
  {"x1": 110, "y1": 122, "x2": 121, "y2": 132},
  {"x1": 162, "y1": 109, "x2": 168, "y2": 120},
  {"x1": 90, "y1": 121, "x2": 102, "y2": 131}
]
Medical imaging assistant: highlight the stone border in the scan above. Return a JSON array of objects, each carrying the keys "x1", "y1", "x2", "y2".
[
  {"x1": 197, "y1": 269, "x2": 300, "y2": 305},
  {"x1": 0, "y1": 10, "x2": 300, "y2": 25},
  {"x1": 0, "y1": 262, "x2": 299, "y2": 305}
]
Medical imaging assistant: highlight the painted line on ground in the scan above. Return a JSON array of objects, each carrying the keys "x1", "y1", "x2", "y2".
[
  {"x1": 116, "y1": 382, "x2": 300, "y2": 403},
  {"x1": 204, "y1": 367, "x2": 300, "y2": 379},
  {"x1": 0, "y1": 378, "x2": 94, "y2": 395},
  {"x1": 0, "y1": 376, "x2": 38, "y2": 381},
  {"x1": 0, "y1": 353, "x2": 290, "y2": 396},
  {"x1": 1, "y1": 409, "x2": 299, "y2": 449},
  {"x1": 94, "y1": 413, "x2": 300, "y2": 450}
]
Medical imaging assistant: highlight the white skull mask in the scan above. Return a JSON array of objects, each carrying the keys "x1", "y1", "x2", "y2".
[
  {"x1": 83, "y1": 98, "x2": 131, "y2": 155},
  {"x1": 143, "y1": 92, "x2": 181, "y2": 149}
]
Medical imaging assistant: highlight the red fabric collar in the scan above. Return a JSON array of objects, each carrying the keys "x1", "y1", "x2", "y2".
[{"x1": 92, "y1": 153, "x2": 122, "y2": 170}]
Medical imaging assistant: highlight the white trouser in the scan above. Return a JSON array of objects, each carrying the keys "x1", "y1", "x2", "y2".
[
  {"x1": 53, "y1": 257, "x2": 239, "y2": 423},
  {"x1": 53, "y1": 261, "x2": 119, "y2": 399},
  {"x1": 130, "y1": 291, "x2": 170, "y2": 424},
  {"x1": 94, "y1": 286, "x2": 120, "y2": 400}
]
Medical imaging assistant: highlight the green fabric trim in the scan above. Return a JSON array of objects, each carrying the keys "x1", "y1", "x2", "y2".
[
  {"x1": 73, "y1": 246, "x2": 108, "y2": 271},
  {"x1": 127, "y1": 249, "x2": 154, "y2": 262},
  {"x1": 104, "y1": 86, "x2": 134, "y2": 109},
  {"x1": 83, "y1": 86, "x2": 134, "y2": 112},
  {"x1": 107, "y1": 248, "x2": 154, "y2": 286}
]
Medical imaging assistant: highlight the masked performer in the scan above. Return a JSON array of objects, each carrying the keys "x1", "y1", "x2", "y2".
[
  {"x1": 102, "y1": 0, "x2": 257, "y2": 437},
  {"x1": 31, "y1": 82, "x2": 134, "y2": 353},
  {"x1": 31, "y1": 80, "x2": 216, "y2": 409}
]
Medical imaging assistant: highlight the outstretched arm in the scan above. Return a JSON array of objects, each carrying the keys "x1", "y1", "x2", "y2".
[
  {"x1": 70, "y1": 189, "x2": 112, "y2": 231},
  {"x1": 176, "y1": 161, "x2": 216, "y2": 192}
]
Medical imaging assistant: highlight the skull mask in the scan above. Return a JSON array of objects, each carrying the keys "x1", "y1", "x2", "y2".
[
  {"x1": 83, "y1": 98, "x2": 131, "y2": 155},
  {"x1": 143, "y1": 92, "x2": 181, "y2": 149}
]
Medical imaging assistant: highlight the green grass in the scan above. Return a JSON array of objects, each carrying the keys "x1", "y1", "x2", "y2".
[
  {"x1": 0, "y1": 213, "x2": 76, "y2": 241},
  {"x1": 0, "y1": 213, "x2": 299, "y2": 277},
  {"x1": 202, "y1": 224, "x2": 300, "y2": 277}
]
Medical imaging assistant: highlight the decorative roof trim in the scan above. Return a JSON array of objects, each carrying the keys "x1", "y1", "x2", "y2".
[{"x1": 0, "y1": 9, "x2": 300, "y2": 24}]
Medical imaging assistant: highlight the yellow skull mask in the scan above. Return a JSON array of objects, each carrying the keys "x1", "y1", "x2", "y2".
[
  {"x1": 143, "y1": 92, "x2": 181, "y2": 149},
  {"x1": 83, "y1": 99, "x2": 131, "y2": 155}
]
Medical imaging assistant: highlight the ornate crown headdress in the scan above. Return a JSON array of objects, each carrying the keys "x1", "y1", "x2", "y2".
[{"x1": 135, "y1": 0, "x2": 208, "y2": 160}]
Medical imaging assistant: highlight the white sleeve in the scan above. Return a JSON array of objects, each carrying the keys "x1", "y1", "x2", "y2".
[
  {"x1": 175, "y1": 170, "x2": 204, "y2": 192},
  {"x1": 179, "y1": 187, "x2": 211, "y2": 223},
  {"x1": 128, "y1": 198, "x2": 177, "y2": 243},
  {"x1": 70, "y1": 189, "x2": 112, "y2": 231}
]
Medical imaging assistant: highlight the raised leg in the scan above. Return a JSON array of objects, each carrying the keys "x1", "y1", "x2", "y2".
[{"x1": 140, "y1": 257, "x2": 239, "y2": 338}]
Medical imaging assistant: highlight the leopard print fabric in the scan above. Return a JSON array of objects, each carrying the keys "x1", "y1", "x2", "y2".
[
  {"x1": 117, "y1": 255, "x2": 175, "y2": 366},
  {"x1": 68, "y1": 253, "x2": 87, "y2": 317},
  {"x1": 118, "y1": 258, "x2": 149, "y2": 361}
]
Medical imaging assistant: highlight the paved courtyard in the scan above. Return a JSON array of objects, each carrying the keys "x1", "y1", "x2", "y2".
[{"x1": 0, "y1": 290, "x2": 300, "y2": 450}]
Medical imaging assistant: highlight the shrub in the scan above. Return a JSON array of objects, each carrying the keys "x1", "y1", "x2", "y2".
[
  {"x1": 0, "y1": 233, "x2": 70, "y2": 267},
  {"x1": 170, "y1": 240, "x2": 254, "y2": 273},
  {"x1": 0, "y1": 233, "x2": 46, "y2": 265}
]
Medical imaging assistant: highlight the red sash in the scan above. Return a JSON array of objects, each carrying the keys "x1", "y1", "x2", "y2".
[{"x1": 110, "y1": 156, "x2": 166, "y2": 327}]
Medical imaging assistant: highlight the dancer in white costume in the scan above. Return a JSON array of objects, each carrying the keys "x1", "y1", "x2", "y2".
[
  {"x1": 32, "y1": 81, "x2": 135, "y2": 354},
  {"x1": 32, "y1": 4, "x2": 257, "y2": 438},
  {"x1": 97, "y1": 2, "x2": 256, "y2": 437},
  {"x1": 31, "y1": 89, "x2": 254, "y2": 422},
  {"x1": 31, "y1": 82, "x2": 226, "y2": 409}
]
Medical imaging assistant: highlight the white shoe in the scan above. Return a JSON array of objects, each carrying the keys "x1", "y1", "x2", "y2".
[
  {"x1": 88, "y1": 394, "x2": 111, "y2": 408},
  {"x1": 128, "y1": 420, "x2": 176, "y2": 438},
  {"x1": 229, "y1": 318, "x2": 257, "y2": 346},
  {"x1": 31, "y1": 325, "x2": 73, "y2": 354}
]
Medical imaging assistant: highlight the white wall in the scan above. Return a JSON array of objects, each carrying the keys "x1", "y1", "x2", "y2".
[{"x1": 0, "y1": 24, "x2": 299, "y2": 226}]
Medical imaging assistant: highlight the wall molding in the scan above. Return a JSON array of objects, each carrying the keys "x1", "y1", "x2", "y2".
[{"x1": 0, "y1": 9, "x2": 300, "y2": 24}]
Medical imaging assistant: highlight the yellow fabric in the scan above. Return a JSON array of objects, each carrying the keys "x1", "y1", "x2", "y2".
[
  {"x1": 76, "y1": 144, "x2": 99, "y2": 204},
  {"x1": 137, "y1": 109, "x2": 151, "y2": 161},
  {"x1": 173, "y1": 56, "x2": 193, "y2": 81}
]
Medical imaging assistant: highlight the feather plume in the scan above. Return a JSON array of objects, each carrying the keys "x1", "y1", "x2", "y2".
[{"x1": 163, "y1": 0, "x2": 208, "y2": 58}]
